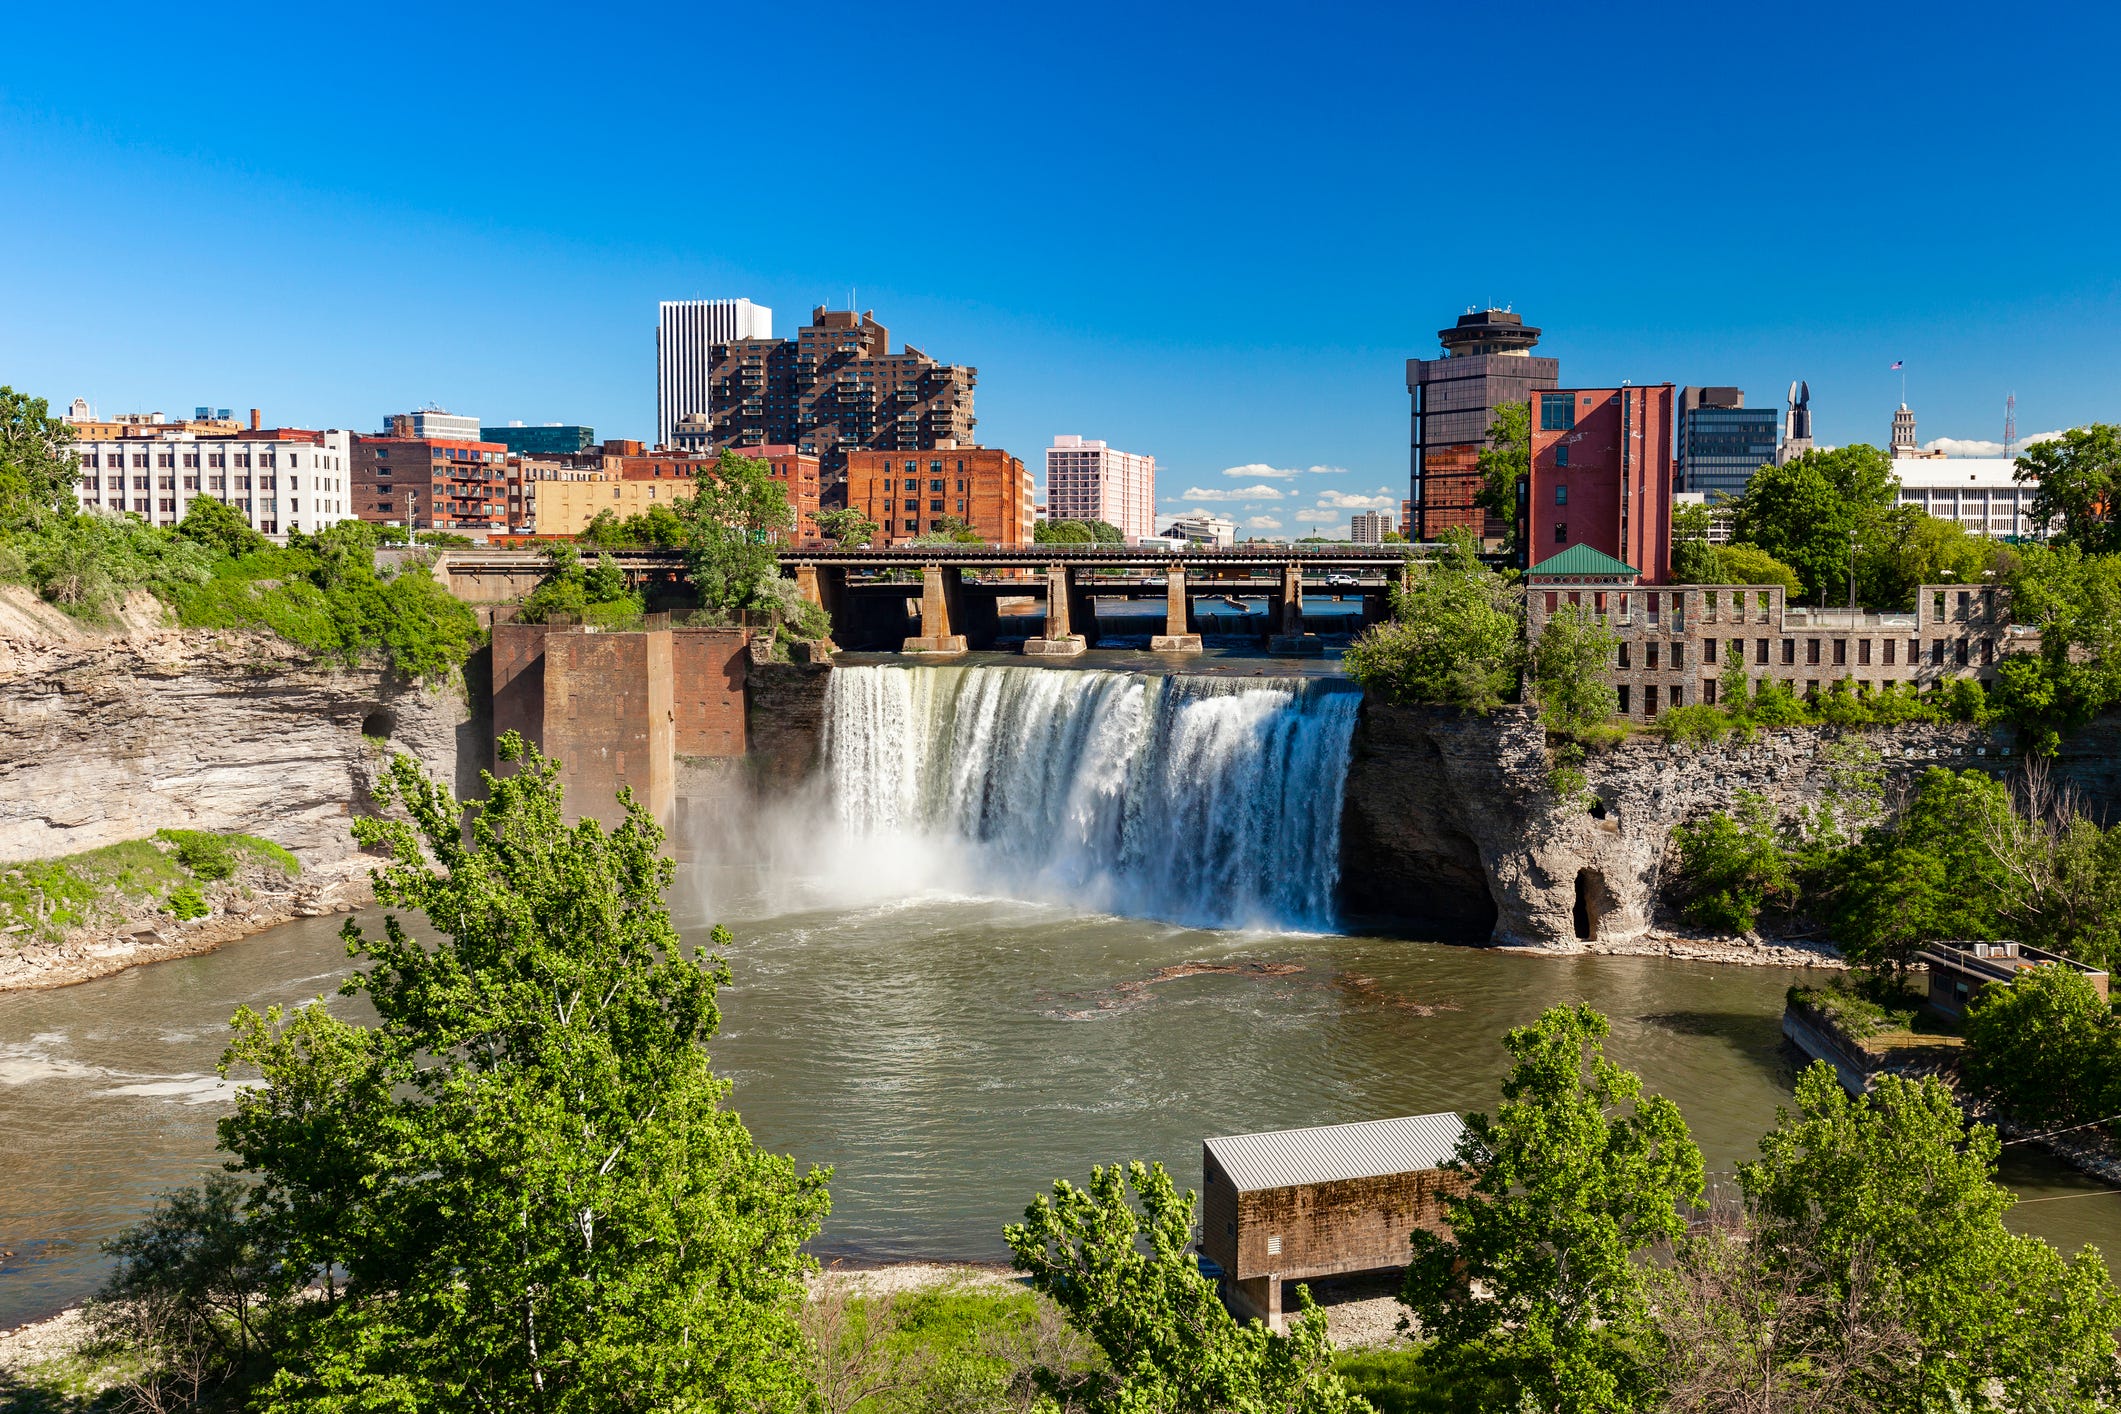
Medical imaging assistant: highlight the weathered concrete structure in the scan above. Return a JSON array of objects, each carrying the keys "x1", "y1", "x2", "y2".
[
  {"x1": 1201, "y1": 1114, "x2": 1466, "y2": 1331},
  {"x1": 1916, "y1": 941, "x2": 2109, "y2": 1019}
]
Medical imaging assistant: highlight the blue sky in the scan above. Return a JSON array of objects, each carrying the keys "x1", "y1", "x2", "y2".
[{"x1": 3, "y1": 1, "x2": 2117, "y2": 537}]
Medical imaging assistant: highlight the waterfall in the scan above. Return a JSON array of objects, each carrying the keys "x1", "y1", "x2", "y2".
[{"x1": 823, "y1": 663, "x2": 1361, "y2": 932}]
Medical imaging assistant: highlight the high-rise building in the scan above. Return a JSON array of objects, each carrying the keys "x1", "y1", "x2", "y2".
[
  {"x1": 657, "y1": 298, "x2": 773, "y2": 449},
  {"x1": 482, "y1": 423, "x2": 596, "y2": 456},
  {"x1": 1775, "y1": 381, "x2": 1814, "y2": 465},
  {"x1": 1676, "y1": 388, "x2": 1779, "y2": 500},
  {"x1": 1407, "y1": 309, "x2": 1561, "y2": 542},
  {"x1": 705, "y1": 307, "x2": 976, "y2": 506},
  {"x1": 1043, "y1": 435, "x2": 1156, "y2": 542},
  {"x1": 73, "y1": 425, "x2": 354, "y2": 539},
  {"x1": 1349, "y1": 510, "x2": 1393, "y2": 544},
  {"x1": 1526, "y1": 384, "x2": 1677, "y2": 582},
  {"x1": 847, "y1": 445, "x2": 1032, "y2": 547}
]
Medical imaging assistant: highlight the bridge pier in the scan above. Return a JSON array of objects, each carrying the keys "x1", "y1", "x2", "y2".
[
  {"x1": 793, "y1": 564, "x2": 846, "y2": 649},
  {"x1": 1267, "y1": 561, "x2": 1323, "y2": 656},
  {"x1": 1150, "y1": 567, "x2": 1202, "y2": 653},
  {"x1": 1024, "y1": 565, "x2": 1087, "y2": 657},
  {"x1": 904, "y1": 566, "x2": 969, "y2": 655}
]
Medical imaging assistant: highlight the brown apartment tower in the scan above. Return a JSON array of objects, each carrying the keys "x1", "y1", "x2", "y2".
[
  {"x1": 1407, "y1": 309, "x2": 1560, "y2": 543},
  {"x1": 705, "y1": 307, "x2": 976, "y2": 507}
]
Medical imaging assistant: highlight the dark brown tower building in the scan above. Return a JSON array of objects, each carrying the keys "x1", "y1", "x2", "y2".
[
  {"x1": 705, "y1": 307, "x2": 976, "y2": 506},
  {"x1": 1407, "y1": 309, "x2": 1560, "y2": 543}
]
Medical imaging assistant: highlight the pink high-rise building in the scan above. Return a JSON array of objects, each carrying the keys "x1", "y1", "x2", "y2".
[{"x1": 1043, "y1": 434, "x2": 1156, "y2": 543}]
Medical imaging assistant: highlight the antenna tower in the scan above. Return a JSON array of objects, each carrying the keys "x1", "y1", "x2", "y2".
[{"x1": 2005, "y1": 393, "x2": 2017, "y2": 459}]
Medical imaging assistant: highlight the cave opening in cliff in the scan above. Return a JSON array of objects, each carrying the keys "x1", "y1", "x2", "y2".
[
  {"x1": 1573, "y1": 868, "x2": 1609, "y2": 940},
  {"x1": 362, "y1": 709, "x2": 396, "y2": 741}
]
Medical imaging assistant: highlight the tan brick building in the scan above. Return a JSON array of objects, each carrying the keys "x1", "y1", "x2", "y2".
[
  {"x1": 528, "y1": 445, "x2": 821, "y2": 542},
  {"x1": 846, "y1": 444, "x2": 1033, "y2": 546}
]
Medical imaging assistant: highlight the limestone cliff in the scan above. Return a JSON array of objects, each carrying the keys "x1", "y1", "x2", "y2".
[
  {"x1": 1341, "y1": 702, "x2": 2026, "y2": 947},
  {"x1": 0, "y1": 587, "x2": 470, "y2": 875}
]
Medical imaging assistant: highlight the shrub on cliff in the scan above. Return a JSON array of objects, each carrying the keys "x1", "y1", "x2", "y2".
[
  {"x1": 1808, "y1": 767, "x2": 2011, "y2": 970},
  {"x1": 517, "y1": 544, "x2": 644, "y2": 626},
  {"x1": 1344, "y1": 531, "x2": 1522, "y2": 712},
  {"x1": 1668, "y1": 792, "x2": 1795, "y2": 932}
]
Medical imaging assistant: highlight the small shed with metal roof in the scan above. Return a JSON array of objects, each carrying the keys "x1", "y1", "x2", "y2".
[{"x1": 1199, "y1": 1113, "x2": 1467, "y2": 1330}]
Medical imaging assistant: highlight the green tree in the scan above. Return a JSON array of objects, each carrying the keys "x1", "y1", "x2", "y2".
[
  {"x1": 1813, "y1": 768, "x2": 2010, "y2": 970},
  {"x1": 0, "y1": 386, "x2": 77, "y2": 524},
  {"x1": 1034, "y1": 518, "x2": 1096, "y2": 545},
  {"x1": 1710, "y1": 542, "x2": 1803, "y2": 597},
  {"x1": 175, "y1": 495, "x2": 272, "y2": 560},
  {"x1": 1991, "y1": 541, "x2": 2121, "y2": 751},
  {"x1": 1669, "y1": 502, "x2": 1722, "y2": 585},
  {"x1": 913, "y1": 514, "x2": 984, "y2": 546},
  {"x1": 1963, "y1": 963, "x2": 2120, "y2": 1127},
  {"x1": 1528, "y1": 603, "x2": 1618, "y2": 738},
  {"x1": 681, "y1": 447, "x2": 793, "y2": 615},
  {"x1": 1473, "y1": 400, "x2": 1531, "y2": 546},
  {"x1": 1730, "y1": 446, "x2": 1899, "y2": 603},
  {"x1": 1860, "y1": 505, "x2": 2010, "y2": 611},
  {"x1": 1083, "y1": 518, "x2": 1125, "y2": 545},
  {"x1": 1668, "y1": 792, "x2": 1795, "y2": 932},
  {"x1": 815, "y1": 507, "x2": 879, "y2": 547},
  {"x1": 1343, "y1": 530, "x2": 1523, "y2": 711},
  {"x1": 218, "y1": 738, "x2": 830, "y2": 1411},
  {"x1": 1402, "y1": 1005, "x2": 1704, "y2": 1414},
  {"x1": 2017, "y1": 424, "x2": 2121, "y2": 553},
  {"x1": 1742, "y1": 1065, "x2": 2121, "y2": 1411},
  {"x1": 1005, "y1": 1160, "x2": 1368, "y2": 1413}
]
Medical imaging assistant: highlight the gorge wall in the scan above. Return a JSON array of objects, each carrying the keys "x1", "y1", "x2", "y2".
[
  {"x1": 0, "y1": 588, "x2": 472, "y2": 872},
  {"x1": 1339, "y1": 702, "x2": 2073, "y2": 946}
]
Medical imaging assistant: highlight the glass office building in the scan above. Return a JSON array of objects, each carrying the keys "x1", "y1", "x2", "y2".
[
  {"x1": 1676, "y1": 400, "x2": 1778, "y2": 499},
  {"x1": 481, "y1": 425, "x2": 596, "y2": 456}
]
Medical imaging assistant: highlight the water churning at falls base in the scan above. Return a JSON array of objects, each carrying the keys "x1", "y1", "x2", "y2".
[{"x1": 823, "y1": 663, "x2": 1362, "y2": 931}]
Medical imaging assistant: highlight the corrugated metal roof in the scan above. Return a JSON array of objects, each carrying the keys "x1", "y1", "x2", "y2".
[
  {"x1": 1527, "y1": 544, "x2": 1639, "y2": 579},
  {"x1": 1204, "y1": 1113, "x2": 1466, "y2": 1193}
]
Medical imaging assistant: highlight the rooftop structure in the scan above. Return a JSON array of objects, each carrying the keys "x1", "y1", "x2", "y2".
[
  {"x1": 386, "y1": 409, "x2": 481, "y2": 442},
  {"x1": 1161, "y1": 512, "x2": 1237, "y2": 548},
  {"x1": 1045, "y1": 435, "x2": 1157, "y2": 544},
  {"x1": 482, "y1": 423, "x2": 595, "y2": 456},
  {"x1": 1776, "y1": 381, "x2": 1814, "y2": 465},
  {"x1": 1916, "y1": 941, "x2": 2109, "y2": 1018}
]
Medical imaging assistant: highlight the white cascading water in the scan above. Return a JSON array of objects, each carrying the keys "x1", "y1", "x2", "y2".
[{"x1": 824, "y1": 663, "x2": 1361, "y2": 932}]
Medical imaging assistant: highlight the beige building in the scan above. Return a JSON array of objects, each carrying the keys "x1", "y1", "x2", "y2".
[{"x1": 532, "y1": 475, "x2": 693, "y2": 537}]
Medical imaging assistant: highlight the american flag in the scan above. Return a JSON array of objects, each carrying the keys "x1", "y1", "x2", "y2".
[{"x1": 1890, "y1": 360, "x2": 1904, "y2": 370}]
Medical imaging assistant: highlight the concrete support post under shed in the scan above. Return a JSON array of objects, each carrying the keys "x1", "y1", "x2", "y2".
[
  {"x1": 1229, "y1": 1274, "x2": 1284, "y2": 1333},
  {"x1": 1151, "y1": 567, "x2": 1203, "y2": 653},
  {"x1": 903, "y1": 566, "x2": 968, "y2": 655},
  {"x1": 1024, "y1": 565, "x2": 1087, "y2": 657}
]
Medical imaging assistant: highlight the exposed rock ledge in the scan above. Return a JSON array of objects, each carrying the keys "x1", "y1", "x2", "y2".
[{"x1": 0, "y1": 587, "x2": 471, "y2": 989}]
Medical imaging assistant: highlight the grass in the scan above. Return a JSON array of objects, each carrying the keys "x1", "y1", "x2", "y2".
[{"x1": 0, "y1": 831, "x2": 296, "y2": 944}]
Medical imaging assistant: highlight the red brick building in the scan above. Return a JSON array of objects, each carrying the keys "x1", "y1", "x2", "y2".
[
  {"x1": 846, "y1": 444, "x2": 1033, "y2": 546},
  {"x1": 1526, "y1": 384, "x2": 1676, "y2": 583},
  {"x1": 352, "y1": 435, "x2": 510, "y2": 533},
  {"x1": 615, "y1": 445, "x2": 820, "y2": 543}
]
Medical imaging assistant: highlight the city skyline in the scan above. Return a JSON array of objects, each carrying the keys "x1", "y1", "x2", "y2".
[{"x1": 4, "y1": 3, "x2": 2116, "y2": 537}]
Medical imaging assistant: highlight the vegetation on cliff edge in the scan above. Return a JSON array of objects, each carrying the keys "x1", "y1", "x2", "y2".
[{"x1": 0, "y1": 829, "x2": 296, "y2": 943}]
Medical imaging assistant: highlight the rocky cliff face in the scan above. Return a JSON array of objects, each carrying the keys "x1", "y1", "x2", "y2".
[
  {"x1": 0, "y1": 588, "x2": 470, "y2": 870},
  {"x1": 1341, "y1": 702, "x2": 2025, "y2": 946}
]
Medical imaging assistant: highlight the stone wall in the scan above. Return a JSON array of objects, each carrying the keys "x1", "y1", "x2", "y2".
[
  {"x1": 1341, "y1": 701, "x2": 2028, "y2": 947},
  {"x1": 0, "y1": 588, "x2": 466, "y2": 869},
  {"x1": 745, "y1": 660, "x2": 833, "y2": 786},
  {"x1": 542, "y1": 630, "x2": 674, "y2": 828}
]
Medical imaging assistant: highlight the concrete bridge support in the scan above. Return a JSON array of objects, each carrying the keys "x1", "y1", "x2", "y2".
[
  {"x1": 1151, "y1": 568, "x2": 1203, "y2": 653},
  {"x1": 1024, "y1": 565, "x2": 1087, "y2": 657},
  {"x1": 1268, "y1": 562, "x2": 1323, "y2": 656},
  {"x1": 1067, "y1": 572, "x2": 1103, "y2": 648},
  {"x1": 904, "y1": 566, "x2": 969, "y2": 655},
  {"x1": 793, "y1": 564, "x2": 847, "y2": 649}
]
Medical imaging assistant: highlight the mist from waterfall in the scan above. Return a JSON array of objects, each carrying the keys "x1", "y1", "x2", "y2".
[{"x1": 821, "y1": 663, "x2": 1361, "y2": 932}]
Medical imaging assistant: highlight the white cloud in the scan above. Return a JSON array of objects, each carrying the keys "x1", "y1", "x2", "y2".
[
  {"x1": 1219, "y1": 462, "x2": 1347, "y2": 480},
  {"x1": 1309, "y1": 489, "x2": 1395, "y2": 510},
  {"x1": 1290, "y1": 507, "x2": 1350, "y2": 526},
  {"x1": 1179, "y1": 484, "x2": 1285, "y2": 501},
  {"x1": 1246, "y1": 515, "x2": 1284, "y2": 531},
  {"x1": 1921, "y1": 431, "x2": 2064, "y2": 458}
]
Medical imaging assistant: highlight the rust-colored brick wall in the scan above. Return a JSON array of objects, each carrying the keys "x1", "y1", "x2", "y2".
[
  {"x1": 847, "y1": 446, "x2": 1032, "y2": 547},
  {"x1": 491, "y1": 620, "x2": 552, "y2": 770},
  {"x1": 1224, "y1": 1169, "x2": 1462, "y2": 1282},
  {"x1": 541, "y1": 629, "x2": 674, "y2": 828},
  {"x1": 671, "y1": 627, "x2": 750, "y2": 758}
]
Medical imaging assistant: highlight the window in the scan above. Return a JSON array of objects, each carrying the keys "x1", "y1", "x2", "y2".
[
  {"x1": 1955, "y1": 638, "x2": 1969, "y2": 667},
  {"x1": 1704, "y1": 637, "x2": 1718, "y2": 664},
  {"x1": 1647, "y1": 642, "x2": 1660, "y2": 669},
  {"x1": 1544, "y1": 591, "x2": 1558, "y2": 612},
  {"x1": 1555, "y1": 444, "x2": 1569, "y2": 468},
  {"x1": 1806, "y1": 639, "x2": 1820, "y2": 665},
  {"x1": 929, "y1": 479, "x2": 944, "y2": 492},
  {"x1": 1781, "y1": 639, "x2": 1796, "y2": 665},
  {"x1": 1757, "y1": 638, "x2": 1769, "y2": 664},
  {"x1": 1672, "y1": 644, "x2": 1685, "y2": 670},
  {"x1": 929, "y1": 499, "x2": 944, "y2": 513},
  {"x1": 1618, "y1": 684, "x2": 1631, "y2": 714},
  {"x1": 1645, "y1": 684, "x2": 1659, "y2": 715},
  {"x1": 1884, "y1": 638, "x2": 1896, "y2": 665},
  {"x1": 1540, "y1": 393, "x2": 1576, "y2": 431},
  {"x1": 1554, "y1": 484, "x2": 1568, "y2": 506},
  {"x1": 903, "y1": 519, "x2": 917, "y2": 531},
  {"x1": 1704, "y1": 678, "x2": 1718, "y2": 705},
  {"x1": 1671, "y1": 684, "x2": 1685, "y2": 707},
  {"x1": 1859, "y1": 639, "x2": 1872, "y2": 666},
  {"x1": 1554, "y1": 521, "x2": 1567, "y2": 544},
  {"x1": 1617, "y1": 642, "x2": 1630, "y2": 668},
  {"x1": 1931, "y1": 639, "x2": 1945, "y2": 666}
]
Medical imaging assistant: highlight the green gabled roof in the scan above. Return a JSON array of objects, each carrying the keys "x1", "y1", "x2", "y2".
[{"x1": 1527, "y1": 544, "x2": 1639, "y2": 579}]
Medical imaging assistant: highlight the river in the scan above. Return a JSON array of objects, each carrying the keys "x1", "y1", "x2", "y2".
[{"x1": 3, "y1": 659, "x2": 2117, "y2": 1328}]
